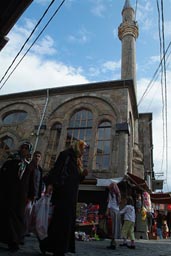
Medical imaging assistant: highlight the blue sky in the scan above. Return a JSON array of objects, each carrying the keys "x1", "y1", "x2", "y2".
[{"x1": 0, "y1": 0, "x2": 171, "y2": 191}]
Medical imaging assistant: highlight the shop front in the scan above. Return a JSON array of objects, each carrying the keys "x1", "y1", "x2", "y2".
[
  {"x1": 150, "y1": 192, "x2": 171, "y2": 239},
  {"x1": 76, "y1": 173, "x2": 151, "y2": 240}
]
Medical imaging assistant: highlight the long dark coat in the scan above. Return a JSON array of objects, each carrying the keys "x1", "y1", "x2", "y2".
[
  {"x1": 40, "y1": 147, "x2": 86, "y2": 255},
  {"x1": 0, "y1": 158, "x2": 30, "y2": 246}
]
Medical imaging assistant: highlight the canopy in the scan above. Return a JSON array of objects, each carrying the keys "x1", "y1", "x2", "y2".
[
  {"x1": 96, "y1": 177, "x2": 124, "y2": 186},
  {"x1": 96, "y1": 173, "x2": 149, "y2": 191},
  {"x1": 150, "y1": 193, "x2": 171, "y2": 204},
  {"x1": 126, "y1": 172, "x2": 150, "y2": 191}
]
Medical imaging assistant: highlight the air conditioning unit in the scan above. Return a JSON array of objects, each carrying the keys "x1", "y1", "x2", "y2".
[{"x1": 152, "y1": 180, "x2": 164, "y2": 190}]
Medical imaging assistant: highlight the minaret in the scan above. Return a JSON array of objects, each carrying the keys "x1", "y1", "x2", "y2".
[{"x1": 118, "y1": 0, "x2": 139, "y2": 91}]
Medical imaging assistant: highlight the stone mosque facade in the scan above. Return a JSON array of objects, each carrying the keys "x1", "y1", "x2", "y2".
[{"x1": 0, "y1": 0, "x2": 154, "y2": 202}]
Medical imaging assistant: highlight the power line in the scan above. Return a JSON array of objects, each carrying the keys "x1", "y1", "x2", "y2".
[
  {"x1": 0, "y1": 0, "x2": 66, "y2": 91},
  {"x1": 139, "y1": 0, "x2": 169, "y2": 190},
  {"x1": 134, "y1": 0, "x2": 138, "y2": 21},
  {"x1": 137, "y1": 40, "x2": 171, "y2": 107},
  {"x1": 161, "y1": 0, "x2": 168, "y2": 183},
  {"x1": 156, "y1": 0, "x2": 165, "y2": 175},
  {"x1": 0, "y1": 0, "x2": 56, "y2": 86}
]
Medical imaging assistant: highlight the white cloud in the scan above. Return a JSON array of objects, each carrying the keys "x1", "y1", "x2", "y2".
[
  {"x1": 112, "y1": 28, "x2": 118, "y2": 40},
  {"x1": 88, "y1": 67, "x2": 100, "y2": 77},
  {"x1": 0, "y1": 23, "x2": 89, "y2": 95},
  {"x1": 91, "y1": 3, "x2": 106, "y2": 17},
  {"x1": 31, "y1": 36, "x2": 57, "y2": 56},
  {"x1": 149, "y1": 55, "x2": 160, "y2": 64},
  {"x1": 68, "y1": 28, "x2": 91, "y2": 44},
  {"x1": 102, "y1": 60, "x2": 121, "y2": 72},
  {"x1": 136, "y1": 1, "x2": 153, "y2": 31},
  {"x1": 0, "y1": 55, "x2": 89, "y2": 95},
  {"x1": 164, "y1": 20, "x2": 171, "y2": 38}
]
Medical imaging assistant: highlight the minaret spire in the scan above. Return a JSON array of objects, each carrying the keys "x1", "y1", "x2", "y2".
[
  {"x1": 118, "y1": 0, "x2": 139, "y2": 92},
  {"x1": 123, "y1": 0, "x2": 131, "y2": 9}
]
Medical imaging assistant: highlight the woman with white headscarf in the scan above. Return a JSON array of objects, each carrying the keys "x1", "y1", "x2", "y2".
[{"x1": 106, "y1": 182, "x2": 121, "y2": 250}]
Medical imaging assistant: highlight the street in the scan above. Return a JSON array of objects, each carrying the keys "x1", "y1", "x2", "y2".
[{"x1": 0, "y1": 235, "x2": 171, "y2": 256}]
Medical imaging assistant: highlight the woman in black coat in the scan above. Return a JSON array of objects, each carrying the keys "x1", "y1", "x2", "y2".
[
  {"x1": 0, "y1": 142, "x2": 32, "y2": 252},
  {"x1": 39, "y1": 140, "x2": 88, "y2": 256}
]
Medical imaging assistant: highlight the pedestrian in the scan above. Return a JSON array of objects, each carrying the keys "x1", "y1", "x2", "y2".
[
  {"x1": 0, "y1": 141, "x2": 32, "y2": 252},
  {"x1": 106, "y1": 181, "x2": 121, "y2": 250},
  {"x1": 162, "y1": 219, "x2": 169, "y2": 239},
  {"x1": 24, "y1": 150, "x2": 44, "y2": 236},
  {"x1": 120, "y1": 196, "x2": 136, "y2": 249},
  {"x1": 27, "y1": 150, "x2": 44, "y2": 201},
  {"x1": 156, "y1": 210, "x2": 163, "y2": 239},
  {"x1": 39, "y1": 140, "x2": 89, "y2": 256}
]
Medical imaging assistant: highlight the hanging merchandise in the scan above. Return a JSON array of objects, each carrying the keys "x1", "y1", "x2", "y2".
[
  {"x1": 167, "y1": 204, "x2": 171, "y2": 211},
  {"x1": 142, "y1": 192, "x2": 152, "y2": 212},
  {"x1": 141, "y1": 206, "x2": 147, "y2": 221}
]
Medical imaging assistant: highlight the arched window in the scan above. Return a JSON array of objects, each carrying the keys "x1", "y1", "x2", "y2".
[
  {"x1": 0, "y1": 136, "x2": 14, "y2": 166},
  {"x1": 2, "y1": 110, "x2": 27, "y2": 124},
  {"x1": 48, "y1": 122, "x2": 62, "y2": 168},
  {"x1": 95, "y1": 121, "x2": 112, "y2": 170},
  {"x1": 66, "y1": 109, "x2": 93, "y2": 167}
]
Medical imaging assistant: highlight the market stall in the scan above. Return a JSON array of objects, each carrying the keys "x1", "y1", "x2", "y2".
[
  {"x1": 150, "y1": 192, "x2": 171, "y2": 238},
  {"x1": 76, "y1": 173, "x2": 151, "y2": 240}
]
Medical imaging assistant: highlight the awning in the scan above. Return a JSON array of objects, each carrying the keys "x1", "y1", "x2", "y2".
[
  {"x1": 150, "y1": 193, "x2": 171, "y2": 204},
  {"x1": 96, "y1": 177, "x2": 124, "y2": 186},
  {"x1": 96, "y1": 173, "x2": 149, "y2": 191},
  {"x1": 126, "y1": 172, "x2": 149, "y2": 191}
]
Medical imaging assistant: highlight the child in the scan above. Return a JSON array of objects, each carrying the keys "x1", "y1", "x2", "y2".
[{"x1": 119, "y1": 196, "x2": 136, "y2": 249}]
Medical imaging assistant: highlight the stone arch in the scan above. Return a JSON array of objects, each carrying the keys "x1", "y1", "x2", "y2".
[
  {"x1": 0, "y1": 132, "x2": 19, "y2": 166},
  {"x1": 0, "y1": 102, "x2": 39, "y2": 126},
  {"x1": 45, "y1": 96, "x2": 122, "y2": 172},
  {"x1": 49, "y1": 95, "x2": 121, "y2": 122}
]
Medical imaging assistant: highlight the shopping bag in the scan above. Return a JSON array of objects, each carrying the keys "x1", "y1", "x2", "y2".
[
  {"x1": 34, "y1": 194, "x2": 51, "y2": 240},
  {"x1": 29, "y1": 201, "x2": 36, "y2": 233},
  {"x1": 24, "y1": 201, "x2": 33, "y2": 234},
  {"x1": 24, "y1": 200, "x2": 36, "y2": 234}
]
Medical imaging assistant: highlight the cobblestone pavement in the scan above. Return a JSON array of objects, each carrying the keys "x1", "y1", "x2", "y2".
[{"x1": 0, "y1": 235, "x2": 171, "y2": 256}]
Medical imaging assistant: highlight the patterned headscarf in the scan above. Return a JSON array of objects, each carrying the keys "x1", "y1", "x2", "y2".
[
  {"x1": 8, "y1": 141, "x2": 33, "y2": 161},
  {"x1": 7, "y1": 141, "x2": 33, "y2": 179},
  {"x1": 20, "y1": 141, "x2": 33, "y2": 154},
  {"x1": 71, "y1": 140, "x2": 87, "y2": 173}
]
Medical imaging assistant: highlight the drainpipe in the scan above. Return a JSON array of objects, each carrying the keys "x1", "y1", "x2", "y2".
[{"x1": 33, "y1": 89, "x2": 49, "y2": 152}]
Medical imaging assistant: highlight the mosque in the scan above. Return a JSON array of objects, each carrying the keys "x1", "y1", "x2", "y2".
[{"x1": 0, "y1": 0, "x2": 157, "y2": 239}]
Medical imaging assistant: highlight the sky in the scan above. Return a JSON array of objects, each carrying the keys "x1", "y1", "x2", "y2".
[{"x1": 0, "y1": 0, "x2": 171, "y2": 191}]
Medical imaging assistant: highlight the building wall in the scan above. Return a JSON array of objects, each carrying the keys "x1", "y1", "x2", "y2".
[
  {"x1": 0, "y1": 79, "x2": 140, "y2": 180},
  {"x1": 139, "y1": 113, "x2": 154, "y2": 189}
]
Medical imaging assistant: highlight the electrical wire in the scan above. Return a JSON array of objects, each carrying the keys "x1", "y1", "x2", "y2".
[
  {"x1": 137, "y1": 40, "x2": 171, "y2": 107},
  {"x1": 0, "y1": 0, "x2": 66, "y2": 91},
  {"x1": 156, "y1": 0, "x2": 165, "y2": 176},
  {"x1": 161, "y1": 0, "x2": 168, "y2": 186},
  {"x1": 142, "y1": 49, "x2": 171, "y2": 113},
  {"x1": 0, "y1": 0, "x2": 56, "y2": 85},
  {"x1": 135, "y1": 0, "x2": 138, "y2": 21},
  {"x1": 139, "y1": 0, "x2": 169, "y2": 191}
]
